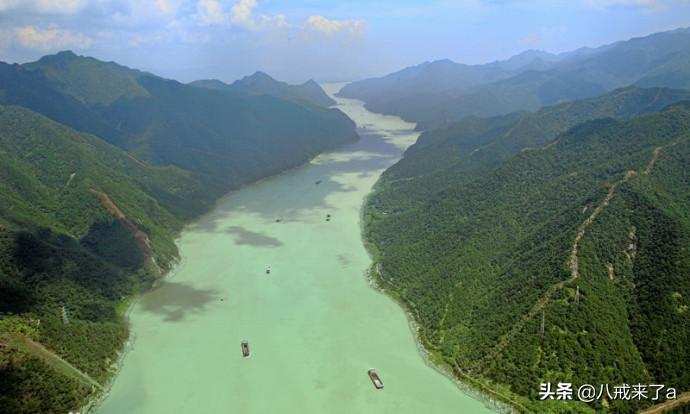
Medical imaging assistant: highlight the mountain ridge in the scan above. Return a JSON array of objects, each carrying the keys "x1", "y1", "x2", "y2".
[
  {"x1": 339, "y1": 27, "x2": 690, "y2": 130},
  {"x1": 190, "y1": 70, "x2": 337, "y2": 107},
  {"x1": 1, "y1": 52, "x2": 357, "y2": 189}
]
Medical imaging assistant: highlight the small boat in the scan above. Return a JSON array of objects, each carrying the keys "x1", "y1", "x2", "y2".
[
  {"x1": 266, "y1": 267, "x2": 271, "y2": 274},
  {"x1": 275, "y1": 218, "x2": 281, "y2": 223},
  {"x1": 326, "y1": 213, "x2": 331, "y2": 221},
  {"x1": 368, "y1": 369, "x2": 384, "y2": 389},
  {"x1": 315, "y1": 180, "x2": 322, "y2": 185},
  {"x1": 241, "y1": 340, "x2": 250, "y2": 358}
]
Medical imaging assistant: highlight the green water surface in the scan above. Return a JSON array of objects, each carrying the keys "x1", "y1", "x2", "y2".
[{"x1": 96, "y1": 84, "x2": 495, "y2": 414}]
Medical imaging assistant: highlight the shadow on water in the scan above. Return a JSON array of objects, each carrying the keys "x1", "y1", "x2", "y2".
[
  {"x1": 336, "y1": 254, "x2": 351, "y2": 266},
  {"x1": 224, "y1": 225, "x2": 283, "y2": 247},
  {"x1": 188, "y1": 125, "x2": 415, "y2": 234},
  {"x1": 140, "y1": 281, "x2": 219, "y2": 322}
]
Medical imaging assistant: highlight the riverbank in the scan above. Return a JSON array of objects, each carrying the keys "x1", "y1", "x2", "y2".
[
  {"x1": 363, "y1": 254, "x2": 528, "y2": 413},
  {"x1": 96, "y1": 84, "x2": 494, "y2": 414},
  {"x1": 83, "y1": 125, "x2": 361, "y2": 413},
  {"x1": 84, "y1": 251, "x2": 185, "y2": 413},
  {"x1": 360, "y1": 184, "x2": 523, "y2": 414},
  {"x1": 84, "y1": 137, "x2": 366, "y2": 413}
]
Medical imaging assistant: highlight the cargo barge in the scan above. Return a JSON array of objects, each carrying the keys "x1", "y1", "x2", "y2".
[{"x1": 368, "y1": 369, "x2": 383, "y2": 389}]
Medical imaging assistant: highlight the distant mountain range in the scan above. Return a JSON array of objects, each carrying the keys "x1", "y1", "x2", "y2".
[
  {"x1": 339, "y1": 27, "x2": 690, "y2": 130},
  {"x1": 0, "y1": 51, "x2": 356, "y2": 413},
  {"x1": 190, "y1": 71, "x2": 337, "y2": 107}
]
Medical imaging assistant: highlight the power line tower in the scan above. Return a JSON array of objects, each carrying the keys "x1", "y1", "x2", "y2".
[
  {"x1": 61, "y1": 306, "x2": 70, "y2": 325},
  {"x1": 540, "y1": 311, "x2": 545, "y2": 335}
]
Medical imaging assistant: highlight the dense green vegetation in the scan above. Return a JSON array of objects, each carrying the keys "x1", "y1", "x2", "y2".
[
  {"x1": 23, "y1": 52, "x2": 151, "y2": 105},
  {"x1": 0, "y1": 105, "x2": 202, "y2": 413},
  {"x1": 1, "y1": 51, "x2": 357, "y2": 188},
  {"x1": 103, "y1": 75, "x2": 354, "y2": 184},
  {"x1": 377, "y1": 86, "x2": 690, "y2": 214},
  {"x1": 0, "y1": 342, "x2": 94, "y2": 414},
  {"x1": 0, "y1": 52, "x2": 357, "y2": 413},
  {"x1": 364, "y1": 101, "x2": 690, "y2": 412},
  {"x1": 339, "y1": 28, "x2": 690, "y2": 130}
]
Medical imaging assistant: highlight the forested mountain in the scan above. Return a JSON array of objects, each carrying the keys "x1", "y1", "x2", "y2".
[
  {"x1": 383, "y1": 86, "x2": 690, "y2": 203},
  {"x1": 1, "y1": 51, "x2": 356, "y2": 187},
  {"x1": 0, "y1": 105, "x2": 204, "y2": 413},
  {"x1": 23, "y1": 51, "x2": 151, "y2": 105},
  {"x1": 364, "y1": 97, "x2": 690, "y2": 412},
  {"x1": 190, "y1": 71, "x2": 336, "y2": 107},
  {"x1": 0, "y1": 52, "x2": 357, "y2": 413},
  {"x1": 339, "y1": 27, "x2": 690, "y2": 130}
]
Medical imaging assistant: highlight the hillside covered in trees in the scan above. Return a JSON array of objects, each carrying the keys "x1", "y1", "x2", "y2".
[
  {"x1": 0, "y1": 52, "x2": 357, "y2": 413},
  {"x1": 363, "y1": 93, "x2": 690, "y2": 413},
  {"x1": 0, "y1": 51, "x2": 356, "y2": 188}
]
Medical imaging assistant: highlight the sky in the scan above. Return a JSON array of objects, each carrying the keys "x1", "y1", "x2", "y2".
[{"x1": 0, "y1": 0, "x2": 689, "y2": 83}]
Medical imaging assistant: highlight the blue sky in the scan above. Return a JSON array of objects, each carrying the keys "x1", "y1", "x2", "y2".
[{"x1": 1, "y1": 0, "x2": 689, "y2": 83}]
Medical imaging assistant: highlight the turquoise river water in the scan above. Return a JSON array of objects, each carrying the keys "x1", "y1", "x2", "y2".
[{"x1": 96, "y1": 84, "x2": 495, "y2": 414}]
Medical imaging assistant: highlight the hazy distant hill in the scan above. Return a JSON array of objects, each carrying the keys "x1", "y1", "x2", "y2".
[
  {"x1": 337, "y1": 50, "x2": 561, "y2": 105},
  {"x1": 0, "y1": 51, "x2": 356, "y2": 189},
  {"x1": 335, "y1": 54, "x2": 541, "y2": 122},
  {"x1": 190, "y1": 71, "x2": 337, "y2": 107},
  {"x1": 364, "y1": 90, "x2": 690, "y2": 412},
  {"x1": 0, "y1": 52, "x2": 357, "y2": 414},
  {"x1": 339, "y1": 27, "x2": 690, "y2": 129}
]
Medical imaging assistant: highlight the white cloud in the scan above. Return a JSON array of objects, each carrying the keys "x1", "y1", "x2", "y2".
[
  {"x1": 0, "y1": 0, "x2": 366, "y2": 51},
  {"x1": 0, "y1": 0, "x2": 87, "y2": 13},
  {"x1": 259, "y1": 13, "x2": 287, "y2": 29},
  {"x1": 305, "y1": 15, "x2": 366, "y2": 39},
  {"x1": 194, "y1": 0, "x2": 273, "y2": 28},
  {"x1": 13, "y1": 24, "x2": 93, "y2": 50},
  {"x1": 230, "y1": 0, "x2": 256, "y2": 27},
  {"x1": 0, "y1": 0, "x2": 182, "y2": 18},
  {"x1": 197, "y1": 0, "x2": 226, "y2": 25},
  {"x1": 191, "y1": 0, "x2": 290, "y2": 30}
]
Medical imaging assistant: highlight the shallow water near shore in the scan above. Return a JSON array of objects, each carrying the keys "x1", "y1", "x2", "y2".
[{"x1": 96, "y1": 84, "x2": 494, "y2": 414}]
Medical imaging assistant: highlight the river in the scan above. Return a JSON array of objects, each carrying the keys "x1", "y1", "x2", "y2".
[{"x1": 96, "y1": 84, "x2": 494, "y2": 414}]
